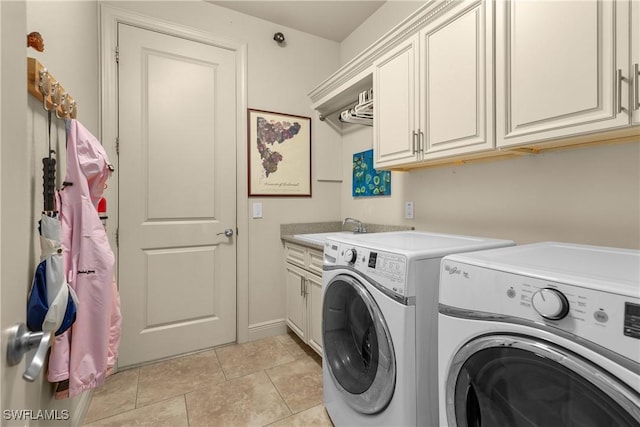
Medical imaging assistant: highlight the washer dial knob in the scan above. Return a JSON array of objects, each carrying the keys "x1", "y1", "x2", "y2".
[
  {"x1": 532, "y1": 288, "x2": 570, "y2": 320},
  {"x1": 344, "y1": 248, "x2": 357, "y2": 264}
]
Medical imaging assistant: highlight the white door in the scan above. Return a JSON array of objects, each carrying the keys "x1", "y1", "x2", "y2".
[
  {"x1": 496, "y1": 0, "x2": 629, "y2": 147},
  {"x1": 118, "y1": 24, "x2": 237, "y2": 367}
]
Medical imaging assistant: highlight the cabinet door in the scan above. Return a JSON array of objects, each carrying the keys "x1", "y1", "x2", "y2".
[
  {"x1": 285, "y1": 264, "x2": 306, "y2": 340},
  {"x1": 306, "y1": 273, "x2": 324, "y2": 356},
  {"x1": 374, "y1": 35, "x2": 421, "y2": 168},
  {"x1": 496, "y1": 0, "x2": 630, "y2": 147},
  {"x1": 633, "y1": 0, "x2": 640, "y2": 125},
  {"x1": 420, "y1": 0, "x2": 494, "y2": 159}
]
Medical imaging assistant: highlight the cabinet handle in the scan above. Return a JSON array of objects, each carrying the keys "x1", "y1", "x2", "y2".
[
  {"x1": 300, "y1": 276, "x2": 304, "y2": 296},
  {"x1": 419, "y1": 130, "x2": 425, "y2": 153},
  {"x1": 412, "y1": 131, "x2": 418, "y2": 154},
  {"x1": 634, "y1": 63, "x2": 639, "y2": 111},
  {"x1": 617, "y1": 69, "x2": 627, "y2": 114},
  {"x1": 303, "y1": 279, "x2": 308, "y2": 297}
]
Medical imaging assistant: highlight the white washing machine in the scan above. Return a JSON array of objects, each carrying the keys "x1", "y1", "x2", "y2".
[
  {"x1": 438, "y1": 242, "x2": 640, "y2": 427},
  {"x1": 321, "y1": 231, "x2": 514, "y2": 426}
]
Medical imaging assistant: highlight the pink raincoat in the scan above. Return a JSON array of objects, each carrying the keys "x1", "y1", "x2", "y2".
[{"x1": 47, "y1": 119, "x2": 121, "y2": 398}]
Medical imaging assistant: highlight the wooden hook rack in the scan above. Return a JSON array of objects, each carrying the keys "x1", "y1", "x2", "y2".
[{"x1": 27, "y1": 57, "x2": 78, "y2": 120}]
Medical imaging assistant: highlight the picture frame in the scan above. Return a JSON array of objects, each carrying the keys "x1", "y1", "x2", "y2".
[{"x1": 247, "y1": 109, "x2": 312, "y2": 197}]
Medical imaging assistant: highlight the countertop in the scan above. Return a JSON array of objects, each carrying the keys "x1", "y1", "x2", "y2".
[{"x1": 281, "y1": 221, "x2": 414, "y2": 250}]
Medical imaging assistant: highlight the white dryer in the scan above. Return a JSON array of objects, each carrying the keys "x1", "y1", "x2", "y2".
[
  {"x1": 438, "y1": 242, "x2": 640, "y2": 426},
  {"x1": 321, "y1": 231, "x2": 514, "y2": 426}
]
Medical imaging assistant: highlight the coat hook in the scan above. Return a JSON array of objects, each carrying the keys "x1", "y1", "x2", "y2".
[{"x1": 39, "y1": 69, "x2": 52, "y2": 111}]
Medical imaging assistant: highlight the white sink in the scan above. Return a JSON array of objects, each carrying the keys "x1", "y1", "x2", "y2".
[{"x1": 293, "y1": 231, "x2": 354, "y2": 246}]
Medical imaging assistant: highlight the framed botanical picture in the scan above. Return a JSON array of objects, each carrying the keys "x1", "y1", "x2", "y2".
[
  {"x1": 247, "y1": 109, "x2": 312, "y2": 197},
  {"x1": 352, "y1": 149, "x2": 391, "y2": 197}
]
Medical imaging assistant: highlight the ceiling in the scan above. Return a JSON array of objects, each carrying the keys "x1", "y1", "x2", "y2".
[{"x1": 207, "y1": 1, "x2": 386, "y2": 42}]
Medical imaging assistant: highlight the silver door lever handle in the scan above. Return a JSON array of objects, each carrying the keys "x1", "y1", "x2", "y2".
[
  {"x1": 217, "y1": 228, "x2": 234, "y2": 237},
  {"x1": 6, "y1": 323, "x2": 53, "y2": 382}
]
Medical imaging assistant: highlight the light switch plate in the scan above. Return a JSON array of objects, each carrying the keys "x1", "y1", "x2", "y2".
[
  {"x1": 405, "y1": 201, "x2": 414, "y2": 219},
  {"x1": 253, "y1": 202, "x2": 263, "y2": 219}
]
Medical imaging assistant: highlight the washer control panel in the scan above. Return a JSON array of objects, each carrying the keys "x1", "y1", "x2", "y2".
[
  {"x1": 440, "y1": 260, "x2": 640, "y2": 361},
  {"x1": 331, "y1": 243, "x2": 408, "y2": 297}
]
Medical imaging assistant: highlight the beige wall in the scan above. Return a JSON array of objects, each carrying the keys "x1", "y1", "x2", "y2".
[
  {"x1": 406, "y1": 143, "x2": 640, "y2": 248},
  {"x1": 339, "y1": 2, "x2": 640, "y2": 250}
]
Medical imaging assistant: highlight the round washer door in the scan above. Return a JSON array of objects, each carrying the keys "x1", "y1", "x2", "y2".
[
  {"x1": 446, "y1": 335, "x2": 640, "y2": 427},
  {"x1": 322, "y1": 273, "x2": 396, "y2": 414}
]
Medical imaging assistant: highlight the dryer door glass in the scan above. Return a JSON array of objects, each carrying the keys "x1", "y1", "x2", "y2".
[
  {"x1": 322, "y1": 274, "x2": 396, "y2": 415},
  {"x1": 449, "y1": 340, "x2": 640, "y2": 427}
]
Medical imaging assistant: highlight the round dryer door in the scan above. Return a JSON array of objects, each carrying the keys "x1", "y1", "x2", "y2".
[
  {"x1": 446, "y1": 335, "x2": 640, "y2": 427},
  {"x1": 322, "y1": 274, "x2": 396, "y2": 414}
]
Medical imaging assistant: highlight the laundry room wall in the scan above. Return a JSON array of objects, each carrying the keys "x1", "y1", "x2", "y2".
[{"x1": 339, "y1": 4, "x2": 640, "y2": 250}]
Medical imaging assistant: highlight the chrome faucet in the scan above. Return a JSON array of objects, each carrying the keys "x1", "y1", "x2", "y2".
[{"x1": 343, "y1": 217, "x2": 367, "y2": 233}]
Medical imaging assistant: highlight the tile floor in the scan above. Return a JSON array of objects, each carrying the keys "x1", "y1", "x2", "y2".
[{"x1": 83, "y1": 333, "x2": 334, "y2": 426}]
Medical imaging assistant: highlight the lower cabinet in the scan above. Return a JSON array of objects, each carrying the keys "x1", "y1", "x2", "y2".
[{"x1": 284, "y1": 243, "x2": 323, "y2": 356}]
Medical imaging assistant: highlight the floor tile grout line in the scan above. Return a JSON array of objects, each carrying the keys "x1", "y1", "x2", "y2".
[
  {"x1": 82, "y1": 369, "x2": 139, "y2": 424},
  {"x1": 85, "y1": 394, "x2": 183, "y2": 426},
  {"x1": 134, "y1": 353, "x2": 229, "y2": 410},
  {"x1": 183, "y1": 394, "x2": 191, "y2": 427},
  {"x1": 134, "y1": 367, "x2": 141, "y2": 409},
  {"x1": 263, "y1": 367, "x2": 295, "y2": 426}
]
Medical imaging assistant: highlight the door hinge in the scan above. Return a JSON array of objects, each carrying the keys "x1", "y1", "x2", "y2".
[
  {"x1": 115, "y1": 45, "x2": 120, "y2": 64},
  {"x1": 115, "y1": 227, "x2": 119, "y2": 247},
  {"x1": 116, "y1": 137, "x2": 120, "y2": 155}
]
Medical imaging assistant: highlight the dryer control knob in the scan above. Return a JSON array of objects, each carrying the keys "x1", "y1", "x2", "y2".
[
  {"x1": 344, "y1": 248, "x2": 357, "y2": 264},
  {"x1": 532, "y1": 288, "x2": 570, "y2": 320}
]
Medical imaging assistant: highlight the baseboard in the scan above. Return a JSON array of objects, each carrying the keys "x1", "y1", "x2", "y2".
[
  {"x1": 71, "y1": 389, "x2": 93, "y2": 427},
  {"x1": 247, "y1": 319, "x2": 288, "y2": 341}
]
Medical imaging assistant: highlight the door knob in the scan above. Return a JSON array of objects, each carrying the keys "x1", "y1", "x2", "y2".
[
  {"x1": 217, "y1": 228, "x2": 234, "y2": 237},
  {"x1": 6, "y1": 323, "x2": 52, "y2": 382}
]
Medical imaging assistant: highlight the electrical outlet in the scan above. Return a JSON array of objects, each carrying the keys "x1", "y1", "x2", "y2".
[
  {"x1": 253, "y1": 202, "x2": 263, "y2": 219},
  {"x1": 405, "y1": 201, "x2": 414, "y2": 219}
]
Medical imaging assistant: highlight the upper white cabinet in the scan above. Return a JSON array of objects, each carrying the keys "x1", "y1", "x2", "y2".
[
  {"x1": 374, "y1": 0, "x2": 494, "y2": 169},
  {"x1": 311, "y1": 0, "x2": 638, "y2": 170},
  {"x1": 633, "y1": 0, "x2": 640, "y2": 125},
  {"x1": 419, "y1": 0, "x2": 494, "y2": 158},
  {"x1": 496, "y1": 0, "x2": 631, "y2": 148},
  {"x1": 373, "y1": 35, "x2": 420, "y2": 167}
]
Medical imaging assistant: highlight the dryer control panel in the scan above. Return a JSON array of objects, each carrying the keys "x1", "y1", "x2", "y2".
[{"x1": 440, "y1": 260, "x2": 640, "y2": 362}]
